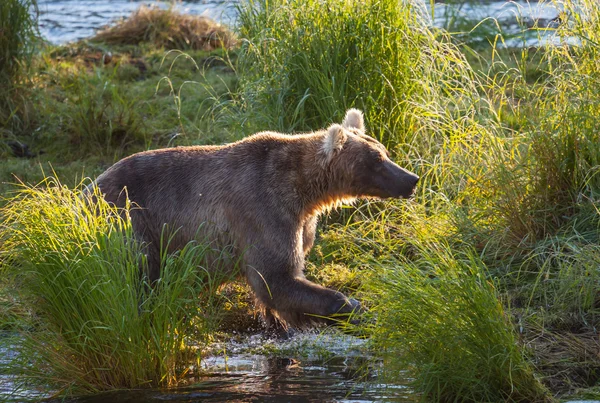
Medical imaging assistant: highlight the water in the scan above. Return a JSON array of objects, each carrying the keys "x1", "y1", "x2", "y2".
[
  {"x1": 1, "y1": 332, "x2": 415, "y2": 402},
  {"x1": 0, "y1": 338, "x2": 47, "y2": 402},
  {"x1": 3, "y1": 331, "x2": 598, "y2": 402},
  {"x1": 63, "y1": 356, "x2": 412, "y2": 402},
  {"x1": 36, "y1": 0, "x2": 561, "y2": 46}
]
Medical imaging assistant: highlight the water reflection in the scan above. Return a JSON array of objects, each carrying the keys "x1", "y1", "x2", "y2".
[
  {"x1": 52, "y1": 351, "x2": 414, "y2": 402},
  {"x1": 2, "y1": 332, "x2": 414, "y2": 402}
]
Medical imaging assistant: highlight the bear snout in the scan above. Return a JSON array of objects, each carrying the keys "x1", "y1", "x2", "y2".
[
  {"x1": 405, "y1": 172, "x2": 419, "y2": 197},
  {"x1": 397, "y1": 173, "x2": 419, "y2": 199},
  {"x1": 383, "y1": 160, "x2": 419, "y2": 199}
]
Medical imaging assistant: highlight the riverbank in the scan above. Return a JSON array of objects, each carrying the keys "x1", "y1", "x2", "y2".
[{"x1": 2, "y1": 0, "x2": 600, "y2": 401}]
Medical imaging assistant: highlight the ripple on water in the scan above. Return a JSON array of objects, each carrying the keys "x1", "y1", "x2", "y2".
[
  {"x1": 2, "y1": 331, "x2": 415, "y2": 402},
  {"x1": 1, "y1": 341, "x2": 51, "y2": 402}
]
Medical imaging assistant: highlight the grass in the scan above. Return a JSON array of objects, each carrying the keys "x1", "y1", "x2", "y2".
[
  {"x1": 229, "y1": 0, "x2": 482, "y2": 156},
  {"x1": 0, "y1": 178, "x2": 234, "y2": 394},
  {"x1": 0, "y1": 0, "x2": 40, "y2": 136},
  {"x1": 2, "y1": 0, "x2": 600, "y2": 401},
  {"x1": 364, "y1": 244, "x2": 549, "y2": 402},
  {"x1": 221, "y1": 0, "x2": 600, "y2": 400},
  {"x1": 0, "y1": 0, "x2": 38, "y2": 83},
  {"x1": 0, "y1": 40, "x2": 237, "y2": 199},
  {"x1": 92, "y1": 6, "x2": 237, "y2": 51}
]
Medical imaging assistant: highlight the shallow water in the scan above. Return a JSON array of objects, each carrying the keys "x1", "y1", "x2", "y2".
[
  {"x1": 432, "y1": 0, "x2": 560, "y2": 44},
  {"x1": 1, "y1": 332, "x2": 415, "y2": 402},
  {"x1": 37, "y1": 0, "x2": 561, "y2": 46},
  {"x1": 63, "y1": 356, "x2": 413, "y2": 402},
  {"x1": 4, "y1": 330, "x2": 598, "y2": 402},
  {"x1": 0, "y1": 338, "x2": 47, "y2": 402}
]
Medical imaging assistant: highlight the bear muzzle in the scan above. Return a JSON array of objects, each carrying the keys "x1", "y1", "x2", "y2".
[{"x1": 376, "y1": 160, "x2": 419, "y2": 199}]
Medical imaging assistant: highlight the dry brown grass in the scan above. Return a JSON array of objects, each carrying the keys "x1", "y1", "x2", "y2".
[
  {"x1": 525, "y1": 327, "x2": 600, "y2": 395},
  {"x1": 92, "y1": 6, "x2": 236, "y2": 50}
]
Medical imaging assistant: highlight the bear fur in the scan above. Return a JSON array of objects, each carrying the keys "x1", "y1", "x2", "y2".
[{"x1": 94, "y1": 109, "x2": 419, "y2": 328}]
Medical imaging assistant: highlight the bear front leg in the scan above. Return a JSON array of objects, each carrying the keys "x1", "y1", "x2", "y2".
[{"x1": 246, "y1": 264, "x2": 359, "y2": 328}]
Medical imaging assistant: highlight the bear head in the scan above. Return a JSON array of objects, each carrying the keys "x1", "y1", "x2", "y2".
[{"x1": 320, "y1": 109, "x2": 419, "y2": 199}]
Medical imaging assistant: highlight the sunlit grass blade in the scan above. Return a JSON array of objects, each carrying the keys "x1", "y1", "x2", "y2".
[{"x1": 0, "y1": 177, "x2": 234, "y2": 396}]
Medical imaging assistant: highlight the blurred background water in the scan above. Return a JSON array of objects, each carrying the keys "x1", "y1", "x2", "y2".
[{"x1": 36, "y1": 0, "x2": 560, "y2": 45}]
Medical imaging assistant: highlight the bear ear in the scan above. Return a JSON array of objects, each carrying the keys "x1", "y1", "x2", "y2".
[
  {"x1": 342, "y1": 108, "x2": 364, "y2": 131},
  {"x1": 321, "y1": 124, "x2": 347, "y2": 163}
]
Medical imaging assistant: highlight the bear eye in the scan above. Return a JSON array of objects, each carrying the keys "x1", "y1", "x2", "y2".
[{"x1": 372, "y1": 155, "x2": 385, "y2": 171}]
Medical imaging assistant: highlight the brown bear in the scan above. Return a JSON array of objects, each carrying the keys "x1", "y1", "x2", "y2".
[{"x1": 94, "y1": 109, "x2": 419, "y2": 328}]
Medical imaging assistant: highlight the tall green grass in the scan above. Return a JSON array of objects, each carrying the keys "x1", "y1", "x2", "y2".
[
  {"x1": 220, "y1": 0, "x2": 554, "y2": 399},
  {"x1": 0, "y1": 0, "x2": 39, "y2": 134},
  {"x1": 460, "y1": 0, "x2": 600, "y2": 244},
  {"x1": 0, "y1": 0, "x2": 38, "y2": 83},
  {"x1": 315, "y1": 0, "x2": 600, "y2": 397},
  {"x1": 518, "y1": 0, "x2": 600, "y2": 239},
  {"x1": 226, "y1": 0, "x2": 485, "y2": 162},
  {"x1": 0, "y1": 178, "x2": 232, "y2": 395},
  {"x1": 364, "y1": 244, "x2": 549, "y2": 402},
  {"x1": 319, "y1": 201, "x2": 550, "y2": 401}
]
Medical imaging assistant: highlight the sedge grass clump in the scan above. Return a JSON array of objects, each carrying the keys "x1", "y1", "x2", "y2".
[
  {"x1": 0, "y1": 178, "x2": 231, "y2": 395},
  {"x1": 0, "y1": 0, "x2": 38, "y2": 84},
  {"x1": 230, "y1": 0, "x2": 483, "y2": 158},
  {"x1": 364, "y1": 244, "x2": 550, "y2": 402},
  {"x1": 0, "y1": 0, "x2": 39, "y2": 134},
  {"x1": 92, "y1": 6, "x2": 236, "y2": 51},
  {"x1": 488, "y1": 0, "x2": 600, "y2": 241}
]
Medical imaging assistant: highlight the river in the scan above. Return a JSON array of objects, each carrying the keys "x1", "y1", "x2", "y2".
[{"x1": 36, "y1": 0, "x2": 560, "y2": 45}]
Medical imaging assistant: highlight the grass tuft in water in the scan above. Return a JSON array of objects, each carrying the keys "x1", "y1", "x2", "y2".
[
  {"x1": 0, "y1": 178, "x2": 232, "y2": 395},
  {"x1": 92, "y1": 6, "x2": 236, "y2": 51}
]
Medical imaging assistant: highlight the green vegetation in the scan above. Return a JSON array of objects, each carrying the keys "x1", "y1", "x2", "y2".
[
  {"x1": 231, "y1": 0, "x2": 481, "y2": 158},
  {"x1": 0, "y1": 41, "x2": 236, "y2": 196},
  {"x1": 2, "y1": 0, "x2": 600, "y2": 401},
  {"x1": 0, "y1": 179, "x2": 232, "y2": 394},
  {"x1": 227, "y1": 0, "x2": 600, "y2": 400},
  {"x1": 0, "y1": 0, "x2": 40, "y2": 135},
  {"x1": 0, "y1": 0, "x2": 38, "y2": 85},
  {"x1": 365, "y1": 245, "x2": 548, "y2": 402}
]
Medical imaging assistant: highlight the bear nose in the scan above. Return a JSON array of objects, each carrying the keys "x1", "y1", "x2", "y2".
[{"x1": 409, "y1": 174, "x2": 419, "y2": 187}]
